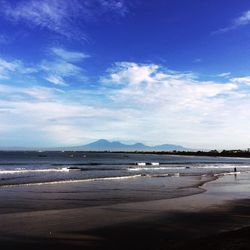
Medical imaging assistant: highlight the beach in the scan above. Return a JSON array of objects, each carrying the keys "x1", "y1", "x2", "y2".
[
  {"x1": 1, "y1": 171, "x2": 250, "y2": 249},
  {"x1": 1, "y1": 153, "x2": 250, "y2": 249}
]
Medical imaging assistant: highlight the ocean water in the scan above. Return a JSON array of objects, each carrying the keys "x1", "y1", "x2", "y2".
[
  {"x1": 0, "y1": 151, "x2": 250, "y2": 185},
  {"x1": 0, "y1": 151, "x2": 250, "y2": 213}
]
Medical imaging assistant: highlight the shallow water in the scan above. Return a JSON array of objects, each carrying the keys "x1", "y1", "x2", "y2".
[
  {"x1": 0, "y1": 152, "x2": 250, "y2": 213},
  {"x1": 0, "y1": 151, "x2": 250, "y2": 185}
]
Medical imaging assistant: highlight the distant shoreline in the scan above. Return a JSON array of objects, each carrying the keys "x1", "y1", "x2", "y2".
[{"x1": 1, "y1": 150, "x2": 250, "y2": 158}]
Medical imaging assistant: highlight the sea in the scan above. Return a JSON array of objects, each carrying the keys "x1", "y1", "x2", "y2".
[{"x1": 1, "y1": 151, "x2": 250, "y2": 213}]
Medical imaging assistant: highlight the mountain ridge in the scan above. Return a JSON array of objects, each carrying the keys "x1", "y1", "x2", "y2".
[
  {"x1": 0, "y1": 139, "x2": 188, "y2": 151},
  {"x1": 69, "y1": 139, "x2": 188, "y2": 151}
]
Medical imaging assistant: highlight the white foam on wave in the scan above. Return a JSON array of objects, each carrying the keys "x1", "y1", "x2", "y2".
[
  {"x1": 214, "y1": 171, "x2": 241, "y2": 177},
  {"x1": 128, "y1": 167, "x2": 186, "y2": 171},
  {"x1": 149, "y1": 173, "x2": 180, "y2": 177},
  {"x1": 151, "y1": 162, "x2": 160, "y2": 166},
  {"x1": 0, "y1": 174, "x2": 143, "y2": 188},
  {"x1": 196, "y1": 165, "x2": 250, "y2": 169},
  {"x1": 136, "y1": 162, "x2": 146, "y2": 166},
  {"x1": 0, "y1": 168, "x2": 70, "y2": 175}
]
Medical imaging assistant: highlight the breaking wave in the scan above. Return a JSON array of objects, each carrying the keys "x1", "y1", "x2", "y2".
[
  {"x1": 0, "y1": 174, "x2": 143, "y2": 187},
  {"x1": 0, "y1": 168, "x2": 70, "y2": 174}
]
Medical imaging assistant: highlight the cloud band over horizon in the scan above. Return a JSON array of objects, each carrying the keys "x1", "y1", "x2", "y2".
[{"x1": 1, "y1": 48, "x2": 250, "y2": 149}]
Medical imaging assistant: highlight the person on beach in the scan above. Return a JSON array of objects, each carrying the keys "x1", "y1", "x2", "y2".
[{"x1": 234, "y1": 167, "x2": 237, "y2": 172}]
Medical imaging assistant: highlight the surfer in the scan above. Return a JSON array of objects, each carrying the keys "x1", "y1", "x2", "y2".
[{"x1": 234, "y1": 167, "x2": 237, "y2": 172}]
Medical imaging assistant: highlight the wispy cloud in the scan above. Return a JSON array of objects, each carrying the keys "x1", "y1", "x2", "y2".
[
  {"x1": 231, "y1": 76, "x2": 250, "y2": 85},
  {"x1": 0, "y1": 59, "x2": 18, "y2": 79},
  {"x1": 40, "y1": 59, "x2": 83, "y2": 86},
  {"x1": 2, "y1": 0, "x2": 76, "y2": 38},
  {"x1": 45, "y1": 75, "x2": 66, "y2": 86},
  {"x1": 1, "y1": 0, "x2": 131, "y2": 40},
  {"x1": 51, "y1": 48, "x2": 89, "y2": 62},
  {"x1": 0, "y1": 58, "x2": 37, "y2": 80},
  {"x1": 218, "y1": 72, "x2": 231, "y2": 78},
  {"x1": 41, "y1": 47, "x2": 89, "y2": 86},
  {"x1": 97, "y1": 0, "x2": 129, "y2": 16},
  {"x1": 213, "y1": 10, "x2": 250, "y2": 34},
  {"x1": 0, "y1": 47, "x2": 89, "y2": 86}
]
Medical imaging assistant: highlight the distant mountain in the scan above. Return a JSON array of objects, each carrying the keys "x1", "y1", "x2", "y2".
[
  {"x1": 0, "y1": 139, "x2": 188, "y2": 151},
  {"x1": 67, "y1": 139, "x2": 188, "y2": 151}
]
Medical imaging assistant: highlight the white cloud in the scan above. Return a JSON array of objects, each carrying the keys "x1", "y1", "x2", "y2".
[
  {"x1": 101, "y1": 62, "x2": 250, "y2": 148},
  {"x1": 103, "y1": 62, "x2": 236, "y2": 105},
  {"x1": 213, "y1": 10, "x2": 250, "y2": 34},
  {"x1": 40, "y1": 60, "x2": 81, "y2": 78},
  {"x1": 21, "y1": 86, "x2": 59, "y2": 100},
  {"x1": 45, "y1": 75, "x2": 66, "y2": 86},
  {"x1": 103, "y1": 62, "x2": 159, "y2": 85},
  {"x1": 218, "y1": 72, "x2": 231, "y2": 78},
  {"x1": 41, "y1": 47, "x2": 89, "y2": 85},
  {"x1": 1, "y1": 0, "x2": 130, "y2": 39},
  {"x1": 0, "y1": 59, "x2": 17, "y2": 79},
  {"x1": 51, "y1": 48, "x2": 89, "y2": 62},
  {"x1": 2, "y1": 0, "x2": 83, "y2": 39},
  {"x1": 0, "y1": 47, "x2": 88, "y2": 86},
  {"x1": 231, "y1": 76, "x2": 250, "y2": 85},
  {"x1": 0, "y1": 58, "x2": 37, "y2": 79},
  {"x1": 97, "y1": 0, "x2": 129, "y2": 16},
  {"x1": 234, "y1": 10, "x2": 250, "y2": 26},
  {"x1": 40, "y1": 59, "x2": 84, "y2": 86}
]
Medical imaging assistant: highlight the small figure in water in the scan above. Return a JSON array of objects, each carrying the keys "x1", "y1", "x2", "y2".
[{"x1": 234, "y1": 167, "x2": 238, "y2": 180}]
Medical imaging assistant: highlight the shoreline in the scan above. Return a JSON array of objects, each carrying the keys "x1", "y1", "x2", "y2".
[
  {"x1": 0, "y1": 173, "x2": 217, "y2": 215},
  {"x1": 1, "y1": 172, "x2": 250, "y2": 249},
  {"x1": 2, "y1": 150, "x2": 250, "y2": 159}
]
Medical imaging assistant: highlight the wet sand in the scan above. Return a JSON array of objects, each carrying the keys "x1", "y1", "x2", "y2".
[{"x1": 1, "y1": 173, "x2": 250, "y2": 249}]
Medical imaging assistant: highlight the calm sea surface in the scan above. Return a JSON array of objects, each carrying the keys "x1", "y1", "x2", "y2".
[
  {"x1": 1, "y1": 151, "x2": 250, "y2": 186},
  {"x1": 0, "y1": 151, "x2": 250, "y2": 213}
]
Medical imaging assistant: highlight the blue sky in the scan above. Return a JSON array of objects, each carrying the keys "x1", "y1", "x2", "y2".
[{"x1": 1, "y1": 0, "x2": 250, "y2": 149}]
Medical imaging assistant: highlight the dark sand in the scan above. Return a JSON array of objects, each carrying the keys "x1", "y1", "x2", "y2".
[{"x1": 1, "y1": 173, "x2": 250, "y2": 249}]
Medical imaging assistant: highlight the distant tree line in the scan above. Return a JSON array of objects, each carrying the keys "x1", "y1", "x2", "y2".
[{"x1": 153, "y1": 149, "x2": 250, "y2": 158}]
